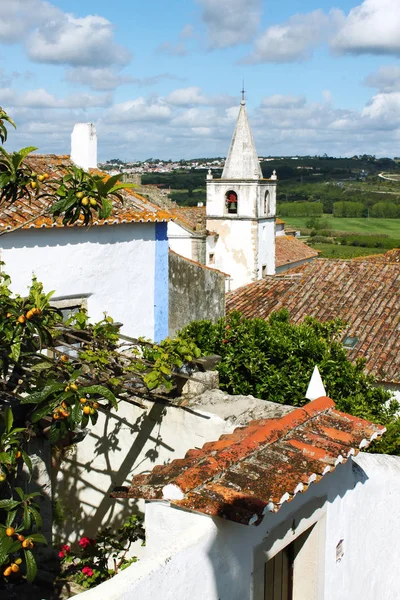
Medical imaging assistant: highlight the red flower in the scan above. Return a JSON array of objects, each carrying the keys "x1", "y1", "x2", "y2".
[
  {"x1": 82, "y1": 566, "x2": 94, "y2": 577},
  {"x1": 58, "y1": 550, "x2": 65, "y2": 559},
  {"x1": 79, "y1": 537, "x2": 95, "y2": 549},
  {"x1": 62, "y1": 544, "x2": 71, "y2": 553}
]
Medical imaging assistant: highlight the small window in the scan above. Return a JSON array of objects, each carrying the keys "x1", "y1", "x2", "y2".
[
  {"x1": 51, "y1": 295, "x2": 88, "y2": 322},
  {"x1": 225, "y1": 190, "x2": 238, "y2": 214},
  {"x1": 262, "y1": 265, "x2": 267, "y2": 277},
  {"x1": 209, "y1": 253, "x2": 215, "y2": 265},
  {"x1": 50, "y1": 295, "x2": 89, "y2": 357},
  {"x1": 343, "y1": 335, "x2": 358, "y2": 349},
  {"x1": 264, "y1": 190, "x2": 270, "y2": 215}
]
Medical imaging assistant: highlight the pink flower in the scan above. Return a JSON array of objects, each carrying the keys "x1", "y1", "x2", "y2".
[
  {"x1": 79, "y1": 537, "x2": 95, "y2": 549},
  {"x1": 82, "y1": 566, "x2": 94, "y2": 577},
  {"x1": 58, "y1": 550, "x2": 65, "y2": 559},
  {"x1": 62, "y1": 544, "x2": 71, "y2": 553}
]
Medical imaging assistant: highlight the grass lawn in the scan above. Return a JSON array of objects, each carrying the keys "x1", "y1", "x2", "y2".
[
  {"x1": 310, "y1": 243, "x2": 388, "y2": 259},
  {"x1": 282, "y1": 215, "x2": 400, "y2": 237}
]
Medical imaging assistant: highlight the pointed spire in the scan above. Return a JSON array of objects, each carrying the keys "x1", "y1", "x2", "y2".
[
  {"x1": 305, "y1": 366, "x2": 327, "y2": 401},
  {"x1": 222, "y1": 95, "x2": 262, "y2": 180}
]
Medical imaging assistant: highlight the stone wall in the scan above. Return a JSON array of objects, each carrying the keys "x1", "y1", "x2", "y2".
[{"x1": 168, "y1": 251, "x2": 226, "y2": 337}]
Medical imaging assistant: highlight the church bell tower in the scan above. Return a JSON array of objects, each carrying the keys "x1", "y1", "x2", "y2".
[{"x1": 206, "y1": 93, "x2": 276, "y2": 290}]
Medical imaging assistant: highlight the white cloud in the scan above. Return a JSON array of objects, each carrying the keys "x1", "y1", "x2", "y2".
[
  {"x1": 261, "y1": 95, "x2": 306, "y2": 109},
  {"x1": 364, "y1": 65, "x2": 400, "y2": 92},
  {"x1": 180, "y1": 24, "x2": 195, "y2": 39},
  {"x1": 5, "y1": 84, "x2": 400, "y2": 162},
  {"x1": 170, "y1": 107, "x2": 218, "y2": 127},
  {"x1": 66, "y1": 69, "x2": 182, "y2": 92},
  {"x1": 27, "y1": 13, "x2": 130, "y2": 67},
  {"x1": 156, "y1": 24, "x2": 196, "y2": 56},
  {"x1": 107, "y1": 97, "x2": 172, "y2": 123},
  {"x1": 332, "y1": 0, "x2": 400, "y2": 55},
  {"x1": 322, "y1": 90, "x2": 332, "y2": 104},
  {"x1": 0, "y1": 0, "x2": 59, "y2": 44},
  {"x1": 156, "y1": 41, "x2": 188, "y2": 57},
  {"x1": 166, "y1": 87, "x2": 208, "y2": 106},
  {"x1": 65, "y1": 68, "x2": 134, "y2": 91},
  {"x1": 0, "y1": 1, "x2": 131, "y2": 68},
  {"x1": 0, "y1": 87, "x2": 111, "y2": 110},
  {"x1": 361, "y1": 92, "x2": 400, "y2": 123},
  {"x1": 197, "y1": 0, "x2": 262, "y2": 48},
  {"x1": 243, "y1": 10, "x2": 342, "y2": 63}
]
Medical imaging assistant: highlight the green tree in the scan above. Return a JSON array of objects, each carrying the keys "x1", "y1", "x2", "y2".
[
  {"x1": 180, "y1": 310, "x2": 399, "y2": 455},
  {"x1": 0, "y1": 109, "x2": 201, "y2": 586}
]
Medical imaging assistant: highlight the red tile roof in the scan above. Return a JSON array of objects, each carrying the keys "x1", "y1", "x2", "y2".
[
  {"x1": 226, "y1": 274, "x2": 297, "y2": 317},
  {"x1": 352, "y1": 248, "x2": 400, "y2": 264},
  {"x1": 112, "y1": 396, "x2": 385, "y2": 525},
  {"x1": 226, "y1": 259, "x2": 400, "y2": 383},
  {"x1": 167, "y1": 206, "x2": 206, "y2": 234},
  {"x1": 275, "y1": 235, "x2": 319, "y2": 268},
  {"x1": 0, "y1": 155, "x2": 174, "y2": 231}
]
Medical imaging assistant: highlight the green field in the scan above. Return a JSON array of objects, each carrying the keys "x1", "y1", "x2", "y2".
[
  {"x1": 309, "y1": 243, "x2": 388, "y2": 259},
  {"x1": 283, "y1": 215, "x2": 400, "y2": 237}
]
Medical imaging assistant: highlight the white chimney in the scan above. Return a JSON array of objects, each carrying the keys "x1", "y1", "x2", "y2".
[{"x1": 71, "y1": 123, "x2": 97, "y2": 171}]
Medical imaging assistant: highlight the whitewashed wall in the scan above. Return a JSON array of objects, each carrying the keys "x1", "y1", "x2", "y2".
[
  {"x1": 206, "y1": 218, "x2": 257, "y2": 289},
  {"x1": 167, "y1": 221, "x2": 194, "y2": 260},
  {"x1": 73, "y1": 453, "x2": 400, "y2": 600},
  {"x1": 0, "y1": 223, "x2": 157, "y2": 339},
  {"x1": 257, "y1": 219, "x2": 276, "y2": 276},
  {"x1": 54, "y1": 392, "x2": 251, "y2": 544}
]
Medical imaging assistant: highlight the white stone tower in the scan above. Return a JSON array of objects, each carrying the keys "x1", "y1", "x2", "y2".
[{"x1": 206, "y1": 95, "x2": 276, "y2": 290}]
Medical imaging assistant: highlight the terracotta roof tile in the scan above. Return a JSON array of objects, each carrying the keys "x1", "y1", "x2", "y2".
[
  {"x1": 0, "y1": 155, "x2": 174, "y2": 231},
  {"x1": 226, "y1": 259, "x2": 400, "y2": 383},
  {"x1": 352, "y1": 248, "x2": 400, "y2": 264},
  {"x1": 167, "y1": 206, "x2": 206, "y2": 233},
  {"x1": 112, "y1": 396, "x2": 385, "y2": 525},
  {"x1": 275, "y1": 235, "x2": 319, "y2": 268}
]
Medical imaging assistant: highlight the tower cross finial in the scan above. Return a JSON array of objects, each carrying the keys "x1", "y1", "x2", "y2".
[{"x1": 241, "y1": 81, "x2": 246, "y2": 104}]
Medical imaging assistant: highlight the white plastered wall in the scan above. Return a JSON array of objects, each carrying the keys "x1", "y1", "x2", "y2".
[
  {"x1": 167, "y1": 221, "x2": 194, "y2": 260},
  {"x1": 206, "y1": 218, "x2": 257, "y2": 289},
  {"x1": 55, "y1": 392, "x2": 262, "y2": 543},
  {"x1": 257, "y1": 219, "x2": 275, "y2": 276},
  {"x1": 73, "y1": 453, "x2": 400, "y2": 600},
  {"x1": 0, "y1": 223, "x2": 156, "y2": 339}
]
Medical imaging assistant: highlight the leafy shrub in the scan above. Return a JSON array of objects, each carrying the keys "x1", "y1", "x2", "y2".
[
  {"x1": 309, "y1": 235, "x2": 334, "y2": 244},
  {"x1": 339, "y1": 235, "x2": 400, "y2": 249},
  {"x1": 180, "y1": 310, "x2": 399, "y2": 455},
  {"x1": 59, "y1": 515, "x2": 144, "y2": 589}
]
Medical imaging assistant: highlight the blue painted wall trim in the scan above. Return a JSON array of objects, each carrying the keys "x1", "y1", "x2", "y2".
[{"x1": 154, "y1": 222, "x2": 169, "y2": 342}]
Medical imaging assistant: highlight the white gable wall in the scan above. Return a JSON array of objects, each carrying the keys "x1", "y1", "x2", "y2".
[
  {"x1": 167, "y1": 221, "x2": 194, "y2": 260},
  {"x1": 73, "y1": 453, "x2": 400, "y2": 600},
  {"x1": 0, "y1": 223, "x2": 157, "y2": 339}
]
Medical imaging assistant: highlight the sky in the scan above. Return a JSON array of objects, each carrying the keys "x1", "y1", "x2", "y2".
[{"x1": 1, "y1": 0, "x2": 400, "y2": 161}]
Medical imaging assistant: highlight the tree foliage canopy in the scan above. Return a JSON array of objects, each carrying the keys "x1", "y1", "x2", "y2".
[{"x1": 180, "y1": 310, "x2": 399, "y2": 455}]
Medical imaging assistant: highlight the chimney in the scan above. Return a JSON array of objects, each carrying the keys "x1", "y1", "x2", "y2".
[{"x1": 71, "y1": 123, "x2": 97, "y2": 171}]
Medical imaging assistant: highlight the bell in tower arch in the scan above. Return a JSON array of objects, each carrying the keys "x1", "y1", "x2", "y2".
[{"x1": 226, "y1": 190, "x2": 238, "y2": 214}]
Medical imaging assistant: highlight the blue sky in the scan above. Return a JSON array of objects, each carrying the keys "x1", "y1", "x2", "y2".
[{"x1": 1, "y1": 0, "x2": 400, "y2": 160}]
